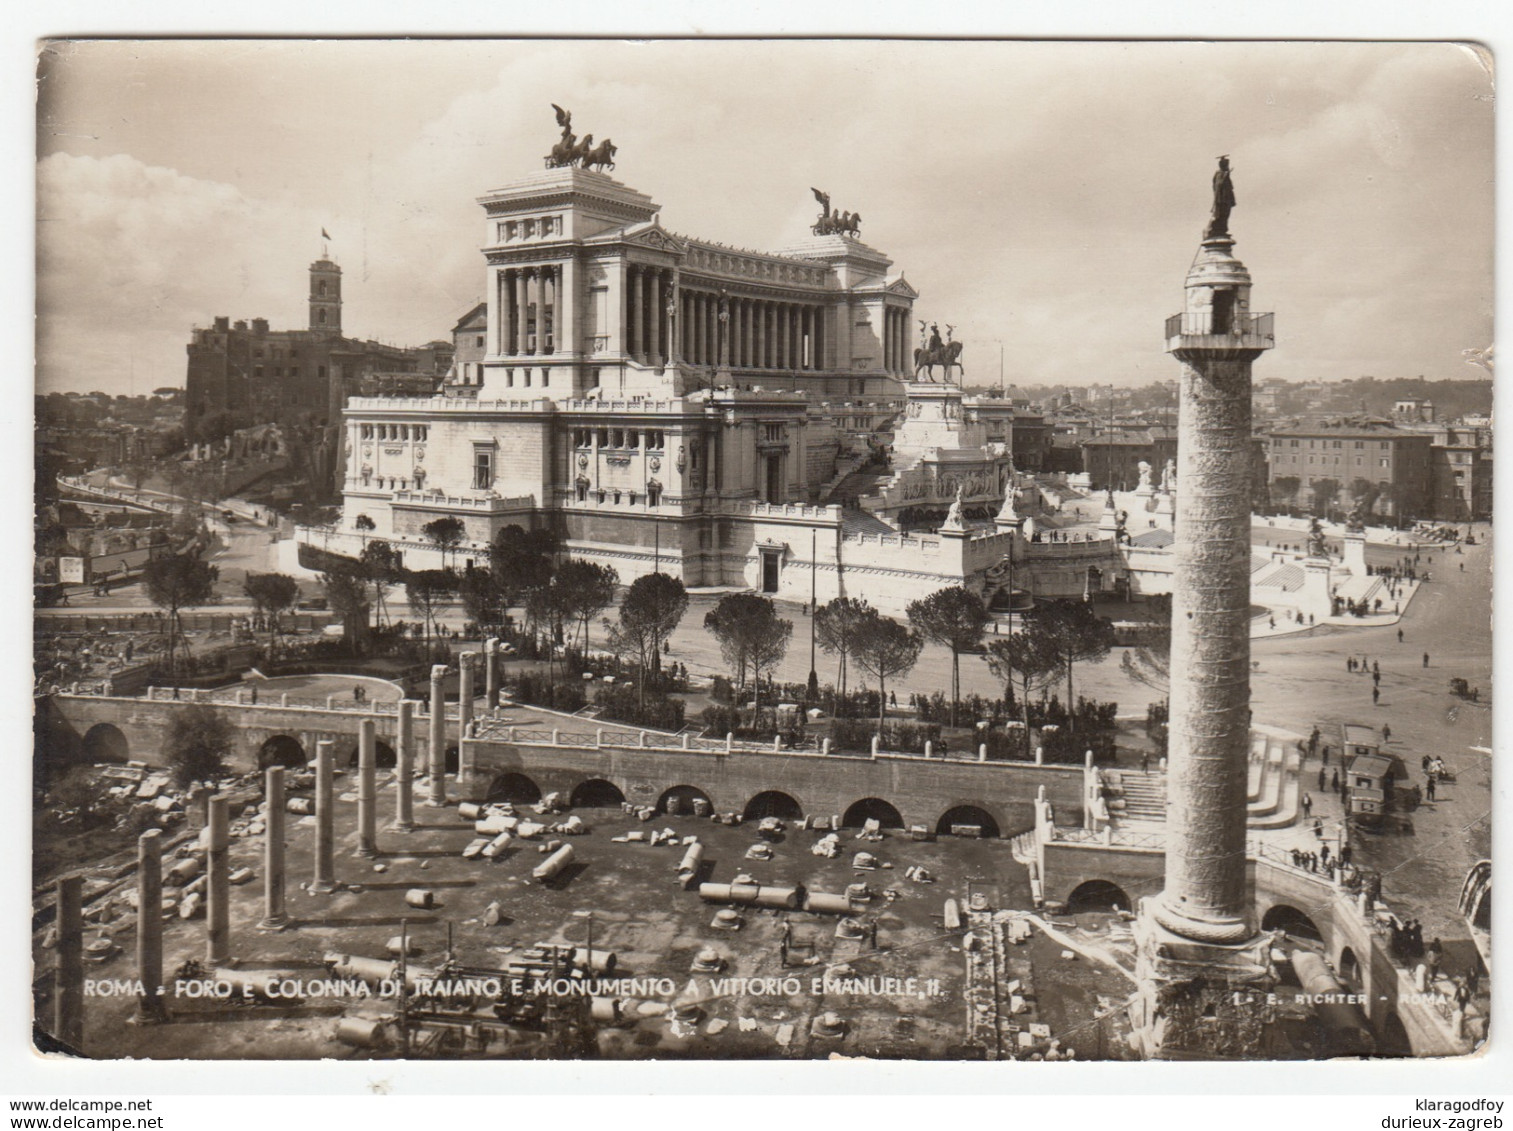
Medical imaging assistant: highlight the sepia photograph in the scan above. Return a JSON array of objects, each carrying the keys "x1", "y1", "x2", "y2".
[{"x1": 29, "y1": 37, "x2": 1494, "y2": 1067}]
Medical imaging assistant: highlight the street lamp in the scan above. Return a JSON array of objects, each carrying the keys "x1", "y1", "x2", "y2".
[{"x1": 808, "y1": 527, "x2": 819, "y2": 698}]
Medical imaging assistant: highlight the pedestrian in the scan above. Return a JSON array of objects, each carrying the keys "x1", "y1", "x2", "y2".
[
  {"x1": 1372, "y1": 686, "x2": 1380, "y2": 706},
  {"x1": 1341, "y1": 843, "x2": 1352, "y2": 866},
  {"x1": 1317, "y1": 766, "x2": 1326, "y2": 790},
  {"x1": 1301, "y1": 791, "x2": 1312, "y2": 817},
  {"x1": 1372, "y1": 660, "x2": 1380, "y2": 676},
  {"x1": 1321, "y1": 843, "x2": 1331, "y2": 867},
  {"x1": 1426, "y1": 775, "x2": 1436, "y2": 802},
  {"x1": 1321, "y1": 744, "x2": 1329, "y2": 766},
  {"x1": 1423, "y1": 652, "x2": 1430, "y2": 668},
  {"x1": 1426, "y1": 937, "x2": 1442, "y2": 978},
  {"x1": 1331, "y1": 768, "x2": 1340, "y2": 792},
  {"x1": 1309, "y1": 727, "x2": 1320, "y2": 756},
  {"x1": 1314, "y1": 817, "x2": 1324, "y2": 838},
  {"x1": 1373, "y1": 671, "x2": 1380, "y2": 688},
  {"x1": 1347, "y1": 656, "x2": 1355, "y2": 673},
  {"x1": 1141, "y1": 751, "x2": 1150, "y2": 774}
]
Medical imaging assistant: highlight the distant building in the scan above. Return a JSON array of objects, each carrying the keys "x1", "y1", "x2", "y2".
[
  {"x1": 1265, "y1": 420, "x2": 1433, "y2": 520},
  {"x1": 1428, "y1": 425, "x2": 1493, "y2": 521},
  {"x1": 1080, "y1": 426, "x2": 1179, "y2": 492},
  {"x1": 184, "y1": 258, "x2": 448, "y2": 441}
]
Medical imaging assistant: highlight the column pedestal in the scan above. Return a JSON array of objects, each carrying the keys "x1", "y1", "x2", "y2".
[{"x1": 1129, "y1": 913, "x2": 1276, "y2": 1059}]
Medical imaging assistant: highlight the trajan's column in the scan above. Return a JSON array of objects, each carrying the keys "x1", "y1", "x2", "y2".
[{"x1": 1131, "y1": 157, "x2": 1278, "y2": 1058}]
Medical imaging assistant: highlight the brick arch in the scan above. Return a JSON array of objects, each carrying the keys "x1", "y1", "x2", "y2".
[
  {"x1": 257, "y1": 734, "x2": 306, "y2": 769},
  {"x1": 570, "y1": 778, "x2": 626, "y2": 809},
  {"x1": 842, "y1": 797, "x2": 904, "y2": 829},
  {"x1": 81, "y1": 722, "x2": 130, "y2": 764},
  {"x1": 1260, "y1": 903, "x2": 1324, "y2": 943},
  {"x1": 658, "y1": 784, "x2": 712, "y2": 816},
  {"x1": 742, "y1": 790, "x2": 803, "y2": 822},
  {"x1": 936, "y1": 804, "x2": 1001, "y2": 838}
]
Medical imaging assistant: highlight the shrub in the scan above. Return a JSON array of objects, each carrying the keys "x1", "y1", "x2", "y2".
[{"x1": 592, "y1": 681, "x2": 686, "y2": 731}]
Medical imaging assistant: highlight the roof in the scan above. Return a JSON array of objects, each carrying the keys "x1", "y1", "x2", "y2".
[
  {"x1": 1341, "y1": 723, "x2": 1379, "y2": 746},
  {"x1": 452, "y1": 302, "x2": 488, "y2": 332},
  {"x1": 1348, "y1": 754, "x2": 1393, "y2": 778},
  {"x1": 1130, "y1": 529, "x2": 1173, "y2": 548}
]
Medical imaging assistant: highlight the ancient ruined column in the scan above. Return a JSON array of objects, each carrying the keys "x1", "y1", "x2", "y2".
[
  {"x1": 356, "y1": 718, "x2": 378, "y2": 857},
  {"x1": 427, "y1": 663, "x2": 448, "y2": 806},
  {"x1": 206, "y1": 794, "x2": 231, "y2": 964},
  {"x1": 53, "y1": 874, "x2": 84, "y2": 1048},
  {"x1": 393, "y1": 699, "x2": 417, "y2": 831},
  {"x1": 311, "y1": 739, "x2": 337, "y2": 893},
  {"x1": 135, "y1": 829, "x2": 167, "y2": 1020},
  {"x1": 259, "y1": 766, "x2": 289, "y2": 929},
  {"x1": 459, "y1": 651, "x2": 477, "y2": 736},
  {"x1": 484, "y1": 638, "x2": 500, "y2": 708}
]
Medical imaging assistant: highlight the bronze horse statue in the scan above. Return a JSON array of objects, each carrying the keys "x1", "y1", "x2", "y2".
[
  {"x1": 585, "y1": 138, "x2": 617, "y2": 172},
  {"x1": 914, "y1": 340, "x2": 964, "y2": 382}
]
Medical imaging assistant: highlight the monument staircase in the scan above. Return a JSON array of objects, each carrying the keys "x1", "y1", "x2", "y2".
[
  {"x1": 814, "y1": 452, "x2": 869, "y2": 503},
  {"x1": 1099, "y1": 731, "x2": 1303, "y2": 833},
  {"x1": 1252, "y1": 560, "x2": 1306, "y2": 592},
  {"x1": 822, "y1": 468, "x2": 893, "y2": 508}
]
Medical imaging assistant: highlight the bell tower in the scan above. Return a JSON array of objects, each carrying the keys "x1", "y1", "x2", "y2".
[{"x1": 309, "y1": 258, "x2": 342, "y2": 336}]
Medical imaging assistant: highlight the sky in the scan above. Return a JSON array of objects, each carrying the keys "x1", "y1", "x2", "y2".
[{"x1": 34, "y1": 39, "x2": 1494, "y2": 396}]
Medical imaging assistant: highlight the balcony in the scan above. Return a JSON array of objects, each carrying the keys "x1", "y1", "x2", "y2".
[{"x1": 1165, "y1": 310, "x2": 1274, "y2": 352}]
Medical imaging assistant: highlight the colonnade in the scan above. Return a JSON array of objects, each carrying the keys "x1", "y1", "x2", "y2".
[
  {"x1": 882, "y1": 306, "x2": 913, "y2": 377},
  {"x1": 680, "y1": 291, "x2": 827, "y2": 371},
  {"x1": 497, "y1": 265, "x2": 560, "y2": 356}
]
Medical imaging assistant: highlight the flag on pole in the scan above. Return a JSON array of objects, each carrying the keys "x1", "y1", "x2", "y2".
[{"x1": 321, "y1": 228, "x2": 331, "y2": 240}]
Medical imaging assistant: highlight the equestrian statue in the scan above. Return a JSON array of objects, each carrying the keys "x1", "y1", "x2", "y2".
[{"x1": 913, "y1": 321, "x2": 964, "y2": 382}]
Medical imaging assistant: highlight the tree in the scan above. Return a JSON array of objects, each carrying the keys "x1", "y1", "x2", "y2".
[
  {"x1": 1118, "y1": 594, "x2": 1172, "y2": 694},
  {"x1": 814, "y1": 596, "x2": 875, "y2": 710},
  {"x1": 907, "y1": 586, "x2": 990, "y2": 727},
  {"x1": 1031, "y1": 601, "x2": 1116, "y2": 733},
  {"x1": 354, "y1": 513, "x2": 376, "y2": 545},
  {"x1": 852, "y1": 614, "x2": 924, "y2": 738},
  {"x1": 405, "y1": 569, "x2": 457, "y2": 651},
  {"x1": 422, "y1": 516, "x2": 467, "y2": 570},
  {"x1": 142, "y1": 554, "x2": 219, "y2": 676},
  {"x1": 555, "y1": 558, "x2": 619, "y2": 655},
  {"x1": 1271, "y1": 475, "x2": 1301, "y2": 513},
  {"x1": 242, "y1": 572, "x2": 299, "y2": 656},
  {"x1": 458, "y1": 566, "x2": 508, "y2": 633},
  {"x1": 703, "y1": 593, "x2": 793, "y2": 704},
  {"x1": 320, "y1": 566, "x2": 372, "y2": 653},
  {"x1": 165, "y1": 704, "x2": 236, "y2": 788},
  {"x1": 1349, "y1": 477, "x2": 1381, "y2": 517},
  {"x1": 986, "y1": 627, "x2": 1061, "y2": 730},
  {"x1": 606, "y1": 573, "x2": 688, "y2": 707},
  {"x1": 359, "y1": 540, "x2": 402, "y2": 627},
  {"x1": 489, "y1": 524, "x2": 558, "y2": 605},
  {"x1": 1310, "y1": 477, "x2": 1342, "y2": 521}
]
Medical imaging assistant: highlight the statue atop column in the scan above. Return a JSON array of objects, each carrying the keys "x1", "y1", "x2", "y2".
[
  {"x1": 1136, "y1": 460, "x2": 1154, "y2": 495},
  {"x1": 1204, "y1": 155, "x2": 1236, "y2": 241},
  {"x1": 1345, "y1": 495, "x2": 1367, "y2": 534}
]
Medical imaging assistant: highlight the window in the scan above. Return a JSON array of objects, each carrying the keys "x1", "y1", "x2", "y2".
[
  {"x1": 1290, "y1": 440, "x2": 1299, "y2": 448},
  {"x1": 473, "y1": 446, "x2": 494, "y2": 490},
  {"x1": 765, "y1": 424, "x2": 783, "y2": 442},
  {"x1": 627, "y1": 429, "x2": 639, "y2": 449},
  {"x1": 476, "y1": 335, "x2": 485, "y2": 348},
  {"x1": 1355, "y1": 441, "x2": 1365, "y2": 449},
  {"x1": 1380, "y1": 458, "x2": 1390, "y2": 469}
]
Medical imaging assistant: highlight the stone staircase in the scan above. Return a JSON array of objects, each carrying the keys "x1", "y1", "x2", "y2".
[{"x1": 1110, "y1": 770, "x2": 1167, "y2": 824}]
